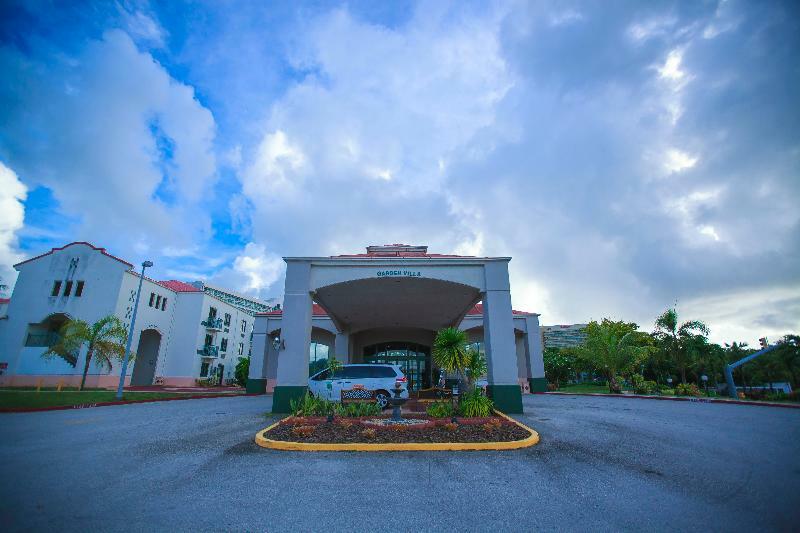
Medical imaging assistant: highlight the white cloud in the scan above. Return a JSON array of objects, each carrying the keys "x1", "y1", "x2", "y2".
[
  {"x1": 239, "y1": 5, "x2": 515, "y2": 260},
  {"x1": 0, "y1": 29, "x2": 217, "y2": 256},
  {"x1": 663, "y1": 148, "x2": 699, "y2": 173},
  {"x1": 680, "y1": 285, "x2": 800, "y2": 345},
  {"x1": 245, "y1": 130, "x2": 307, "y2": 198},
  {"x1": 627, "y1": 15, "x2": 678, "y2": 43},
  {"x1": 117, "y1": 5, "x2": 167, "y2": 48},
  {"x1": 658, "y1": 49, "x2": 688, "y2": 82},
  {"x1": 0, "y1": 162, "x2": 27, "y2": 294},
  {"x1": 699, "y1": 225, "x2": 721, "y2": 241},
  {"x1": 549, "y1": 9, "x2": 584, "y2": 27}
]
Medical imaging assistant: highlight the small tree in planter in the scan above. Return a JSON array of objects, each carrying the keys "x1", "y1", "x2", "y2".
[{"x1": 432, "y1": 327, "x2": 486, "y2": 396}]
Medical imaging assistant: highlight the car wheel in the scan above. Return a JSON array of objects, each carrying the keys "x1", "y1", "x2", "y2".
[{"x1": 375, "y1": 390, "x2": 390, "y2": 409}]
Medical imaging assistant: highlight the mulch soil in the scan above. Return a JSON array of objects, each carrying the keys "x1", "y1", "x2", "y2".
[{"x1": 264, "y1": 415, "x2": 531, "y2": 444}]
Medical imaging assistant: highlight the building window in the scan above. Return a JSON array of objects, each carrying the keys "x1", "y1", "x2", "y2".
[
  {"x1": 220, "y1": 338, "x2": 228, "y2": 352},
  {"x1": 149, "y1": 293, "x2": 155, "y2": 307},
  {"x1": 241, "y1": 320, "x2": 247, "y2": 333},
  {"x1": 224, "y1": 313, "x2": 231, "y2": 326},
  {"x1": 161, "y1": 297, "x2": 167, "y2": 311},
  {"x1": 75, "y1": 281, "x2": 84, "y2": 297},
  {"x1": 51, "y1": 281, "x2": 62, "y2": 297},
  {"x1": 209, "y1": 306, "x2": 217, "y2": 319},
  {"x1": 200, "y1": 361, "x2": 210, "y2": 377},
  {"x1": 63, "y1": 280, "x2": 73, "y2": 297},
  {"x1": 205, "y1": 333, "x2": 213, "y2": 346},
  {"x1": 155, "y1": 295, "x2": 162, "y2": 309},
  {"x1": 238, "y1": 342, "x2": 244, "y2": 355}
]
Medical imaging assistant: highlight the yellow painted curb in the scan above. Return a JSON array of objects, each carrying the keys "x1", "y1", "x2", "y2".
[{"x1": 253, "y1": 410, "x2": 540, "y2": 452}]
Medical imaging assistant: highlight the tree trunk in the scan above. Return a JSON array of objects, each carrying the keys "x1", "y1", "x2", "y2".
[
  {"x1": 608, "y1": 374, "x2": 621, "y2": 394},
  {"x1": 680, "y1": 366, "x2": 687, "y2": 384},
  {"x1": 80, "y1": 347, "x2": 93, "y2": 391}
]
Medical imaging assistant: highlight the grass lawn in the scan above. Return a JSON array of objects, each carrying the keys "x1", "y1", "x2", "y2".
[{"x1": 0, "y1": 390, "x2": 233, "y2": 409}]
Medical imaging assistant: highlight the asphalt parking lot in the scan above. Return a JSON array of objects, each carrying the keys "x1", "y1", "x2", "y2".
[{"x1": 1, "y1": 394, "x2": 798, "y2": 532}]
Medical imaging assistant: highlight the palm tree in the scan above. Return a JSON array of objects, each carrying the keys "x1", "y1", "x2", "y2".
[
  {"x1": 577, "y1": 319, "x2": 651, "y2": 393},
  {"x1": 653, "y1": 308, "x2": 709, "y2": 384},
  {"x1": 45, "y1": 315, "x2": 128, "y2": 390},
  {"x1": 432, "y1": 327, "x2": 485, "y2": 394}
]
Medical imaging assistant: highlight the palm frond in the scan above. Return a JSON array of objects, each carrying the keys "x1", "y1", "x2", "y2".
[{"x1": 44, "y1": 319, "x2": 91, "y2": 367}]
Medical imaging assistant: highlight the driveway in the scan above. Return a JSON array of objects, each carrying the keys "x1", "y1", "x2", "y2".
[{"x1": 0, "y1": 394, "x2": 798, "y2": 531}]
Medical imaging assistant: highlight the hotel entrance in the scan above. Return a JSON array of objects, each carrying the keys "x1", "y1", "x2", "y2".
[{"x1": 362, "y1": 342, "x2": 432, "y2": 391}]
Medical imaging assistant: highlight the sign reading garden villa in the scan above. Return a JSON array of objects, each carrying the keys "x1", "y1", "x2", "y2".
[{"x1": 376, "y1": 270, "x2": 422, "y2": 278}]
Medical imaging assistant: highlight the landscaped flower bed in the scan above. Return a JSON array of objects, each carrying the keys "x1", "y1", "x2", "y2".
[{"x1": 262, "y1": 414, "x2": 531, "y2": 444}]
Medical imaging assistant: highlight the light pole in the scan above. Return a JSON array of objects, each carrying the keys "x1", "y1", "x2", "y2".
[{"x1": 116, "y1": 260, "x2": 153, "y2": 400}]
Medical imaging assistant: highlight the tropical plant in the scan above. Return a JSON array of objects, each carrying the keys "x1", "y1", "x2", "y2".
[
  {"x1": 773, "y1": 335, "x2": 800, "y2": 387},
  {"x1": 543, "y1": 347, "x2": 576, "y2": 389},
  {"x1": 577, "y1": 319, "x2": 652, "y2": 393},
  {"x1": 426, "y1": 401, "x2": 456, "y2": 418},
  {"x1": 458, "y1": 389, "x2": 494, "y2": 417},
  {"x1": 653, "y1": 308, "x2": 709, "y2": 383},
  {"x1": 235, "y1": 356, "x2": 250, "y2": 387},
  {"x1": 432, "y1": 327, "x2": 485, "y2": 394},
  {"x1": 630, "y1": 373, "x2": 657, "y2": 395},
  {"x1": 290, "y1": 393, "x2": 333, "y2": 416},
  {"x1": 328, "y1": 355, "x2": 343, "y2": 377},
  {"x1": 675, "y1": 383, "x2": 701, "y2": 397},
  {"x1": 336, "y1": 402, "x2": 382, "y2": 417},
  {"x1": 44, "y1": 315, "x2": 128, "y2": 390}
]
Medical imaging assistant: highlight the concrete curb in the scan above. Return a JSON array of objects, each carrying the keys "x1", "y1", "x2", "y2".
[
  {"x1": 254, "y1": 410, "x2": 540, "y2": 452},
  {"x1": 538, "y1": 391, "x2": 800, "y2": 409},
  {"x1": 0, "y1": 393, "x2": 256, "y2": 413}
]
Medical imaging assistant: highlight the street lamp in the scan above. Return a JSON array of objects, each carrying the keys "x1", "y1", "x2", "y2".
[
  {"x1": 116, "y1": 260, "x2": 153, "y2": 400},
  {"x1": 701, "y1": 374, "x2": 709, "y2": 395}
]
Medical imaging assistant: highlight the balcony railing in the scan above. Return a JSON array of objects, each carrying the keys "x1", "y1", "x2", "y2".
[
  {"x1": 201, "y1": 317, "x2": 223, "y2": 330},
  {"x1": 197, "y1": 345, "x2": 219, "y2": 358}
]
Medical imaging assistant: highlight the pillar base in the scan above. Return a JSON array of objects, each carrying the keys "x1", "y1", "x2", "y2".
[
  {"x1": 246, "y1": 378, "x2": 267, "y2": 395},
  {"x1": 272, "y1": 385, "x2": 308, "y2": 413},
  {"x1": 487, "y1": 384, "x2": 523, "y2": 414},
  {"x1": 529, "y1": 377, "x2": 547, "y2": 393}
]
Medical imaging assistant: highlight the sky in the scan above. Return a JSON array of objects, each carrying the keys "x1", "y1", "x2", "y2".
[{"x1": 0, "y1": 0, "x2": 798, "y2": 345}]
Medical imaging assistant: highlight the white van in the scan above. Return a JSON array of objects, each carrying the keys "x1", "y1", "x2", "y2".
[{"x1": 308, "y1": 364, "x2": 409, "y2": 408}]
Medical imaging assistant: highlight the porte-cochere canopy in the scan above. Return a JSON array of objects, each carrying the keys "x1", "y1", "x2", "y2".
[{"x1": 248, "y1": 244, "x2": 546, "y2": 414}]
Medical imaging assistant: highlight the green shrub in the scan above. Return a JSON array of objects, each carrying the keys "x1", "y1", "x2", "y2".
[
  {"x1": 289, "y1": 394, "x2": 334, "y2": 416},
  {"x1": 458, "y1": 390, "x2": 494, "y2": 417},
  {"x1": 235, "y1": 357, "x2": 249, "y2": 387},
  {"x1": 426, "y1": 401, "x2": 455, "y2": 418},
  {"x1": 336, "y1": 402, "x2": 382, "y2": 417},
  {"x1": 631, "y1": 374, "x2": 657, "y2": 395},
  {"x1": 675, "y1": 383, "x2": 702, "y2": 397}
]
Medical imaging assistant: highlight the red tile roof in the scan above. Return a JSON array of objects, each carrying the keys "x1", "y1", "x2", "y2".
[
  {"x1": 332, "y1": 252, "x2": 476, "y2": 258},
  {"x1": 259, "y1": 303, "x2": 326, "y2": 317},
  {"x1": 256, "y1": 303, "x2": 532, "y2": 317},
  {"x1": 13, "y1": 242, "x2": 134, "y2": 269},
  {"x1": 158, "y1": 280, "x2": 203, "y2": 293},
  {"x1": 0, "y1": 298, "x2": 9, "y2": 304}
]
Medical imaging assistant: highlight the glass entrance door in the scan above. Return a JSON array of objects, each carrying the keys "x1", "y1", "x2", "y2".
[{"x1": 363, "y1": 342, "x2": 431, "y2": 391}]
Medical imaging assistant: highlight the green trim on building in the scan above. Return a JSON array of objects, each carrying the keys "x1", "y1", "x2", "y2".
[
  {"x1": 246, "y1": 378, "x2": 267, "y2": 395},
  {"x1": 272, "y1": 385, "x2": 308, "y2": 413},
  {"x1": 529, "y1": 377, "x2": 548, "y2": 393},
  {"x1": 487, "y1": 384, "x2": 523, "y2": 414}
]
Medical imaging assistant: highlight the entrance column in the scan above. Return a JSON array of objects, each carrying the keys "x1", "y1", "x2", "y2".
[
  {"x1": 246, "y1": 317, "x2": 268, "y2": 394},
  {"x1": 482, "y1": 261, "x2": 524, "y2": 413},
  {"x1": 334, "y1": 331, "x2": 350, "y2": 363},
  {"x1": 273, "y1": 260, "x2": 313, "y2": 412},
  {"x1": 524, "y1": 315, "x2": 546, "y2": 392}
]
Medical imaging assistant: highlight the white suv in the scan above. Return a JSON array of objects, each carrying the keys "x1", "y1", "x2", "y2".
[{"x1": 308, "y1": 364, "x2": 409, "y2": 408}]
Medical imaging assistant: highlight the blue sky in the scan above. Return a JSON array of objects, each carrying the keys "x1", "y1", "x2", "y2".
[{"x1": 0, "y1": 0, "x2": 798, "y2": 344}]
